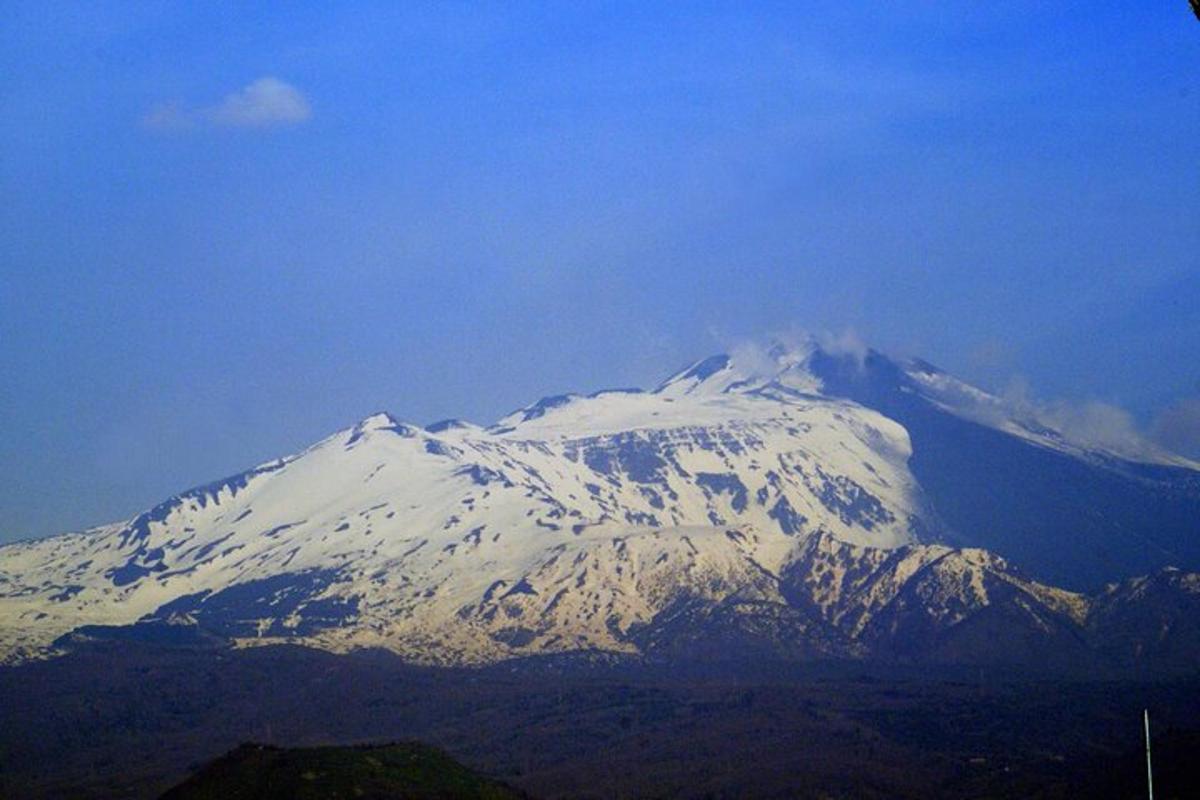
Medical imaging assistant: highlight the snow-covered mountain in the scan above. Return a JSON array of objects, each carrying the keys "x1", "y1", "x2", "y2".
[{"x1": 2, "y1": 339, "x2": 1198, "y2": 668}]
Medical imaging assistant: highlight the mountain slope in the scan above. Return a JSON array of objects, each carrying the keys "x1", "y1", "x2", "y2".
[
  {"x1": 806, "y1": 347, "x2": 1200, "y2": 590},
  {"x1": 1, "y1": 338, "x2": 1197, "y2": 669}
]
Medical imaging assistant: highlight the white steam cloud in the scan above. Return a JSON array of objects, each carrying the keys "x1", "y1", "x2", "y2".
[
  {"x1": 1153, "y1": 397, "x2": 1200, "y2": 460},
  {"x1": 814, "y1": 328, "x2": 869, "y2": 367},
  {"x1": 929, "y1": 374, "x2": 1182, "y2": 463},
  {"x1": 720, "y1": 331, "x2": 1194, "y2": 464}
]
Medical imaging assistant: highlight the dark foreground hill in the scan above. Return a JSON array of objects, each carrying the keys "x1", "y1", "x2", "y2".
[{"x1": 158, "y1": 742, "x2": 526, "y2": 800}]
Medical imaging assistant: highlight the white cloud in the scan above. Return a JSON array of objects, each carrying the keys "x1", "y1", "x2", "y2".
[
  {"x1": 142, "y1": 77, "x2": 311, "y2": 132},
  {"x1": 207, "y1": 77, "x2": 311, "y2": 128}
]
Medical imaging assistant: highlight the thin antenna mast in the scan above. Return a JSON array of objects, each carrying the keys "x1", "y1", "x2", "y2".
[{"x1": 1144, "y1": 708, "x2": 1154, "y2": 800}]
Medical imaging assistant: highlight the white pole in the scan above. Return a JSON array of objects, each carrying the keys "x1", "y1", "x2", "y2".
[{"x1": 1144, "y1": 708, "x2": 1154, "y2": 800}]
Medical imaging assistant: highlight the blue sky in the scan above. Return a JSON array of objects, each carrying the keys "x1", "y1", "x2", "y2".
[{"x1": 2, "y1": 2, "x2": 1198, "y2": 542}]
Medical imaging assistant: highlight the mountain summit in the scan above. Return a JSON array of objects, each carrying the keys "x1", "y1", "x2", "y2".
[{"x1": 2, "y1": 340, "x2": 1197, "y2": 669}]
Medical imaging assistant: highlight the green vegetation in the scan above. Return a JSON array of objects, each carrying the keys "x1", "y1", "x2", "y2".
[{"x1": 159, "y1": 742, "x2": 527, "y2": 800}]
